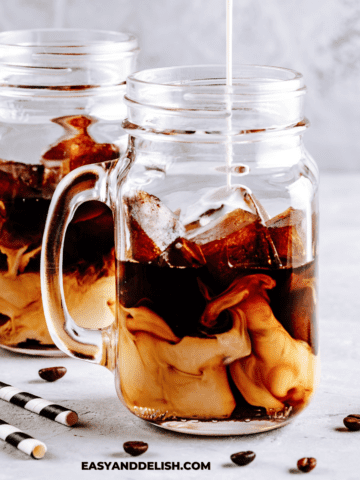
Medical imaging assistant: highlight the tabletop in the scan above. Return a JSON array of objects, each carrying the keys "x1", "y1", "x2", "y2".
[{"x1": 0, "y1": 172, "x2": 359, "y2": 480}]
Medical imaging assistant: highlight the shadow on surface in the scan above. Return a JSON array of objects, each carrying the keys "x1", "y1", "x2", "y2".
[
  {"x1": 108, "y1": 452, "x2": 129, "y2": 459},
  {"x1": 145, "y1": 419, "x2": 286, "y2": 443},
  {"x1": 222, "y1": 463, "x2": 239, "y2": 469}
]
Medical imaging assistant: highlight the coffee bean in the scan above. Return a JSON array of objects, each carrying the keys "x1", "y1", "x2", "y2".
[
  {"x1": 38, "y1": 366, "x2": 67, "y2": 382},
  {"x1": 123, "y1": 441, "x2": 148, "y2": 457},
  {"x1": 343, "y1": 415, "x2": 360, "y2": 431},
  {"x1": 230, "y1": 451, "x2": 256, "y2": 466},
  {"x1": 297, "y1": 457, "x2": 316, "y2": 473}
]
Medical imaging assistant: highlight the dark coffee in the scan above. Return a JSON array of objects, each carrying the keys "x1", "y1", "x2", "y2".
[{"x1": 116, "y1": 191, "x2": 318, "y2": 426}]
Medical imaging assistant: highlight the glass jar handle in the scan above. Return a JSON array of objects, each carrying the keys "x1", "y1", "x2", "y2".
[{"x1": 41, "y1": 162, "x2": 115, "y2": 369}]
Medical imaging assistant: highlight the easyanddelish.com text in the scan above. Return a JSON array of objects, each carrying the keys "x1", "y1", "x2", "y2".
[{"x1": 81, "y1": 461, "x2": 211, "y2": 471}]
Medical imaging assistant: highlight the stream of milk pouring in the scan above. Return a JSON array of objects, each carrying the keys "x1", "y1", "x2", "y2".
[
  {"x1": 226, "y1": 0, "x2": 233, "y2": 189},
  {"x1": 54, "y1": 0, "x2": 66, "y2": 28}
]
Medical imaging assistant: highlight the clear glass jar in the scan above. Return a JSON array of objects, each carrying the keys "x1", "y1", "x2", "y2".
[
  {"x1": 42, "y1": 65, "x2": 319, "y2": 435},
  {"x1": 0, "y1": 29, "x2": 139, "y2": 355}
]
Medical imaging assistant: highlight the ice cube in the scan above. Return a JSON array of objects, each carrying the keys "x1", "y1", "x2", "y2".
[
  {"x1": 184, "y1": 186, "x2": 256, "y2": 240},
  {"x1": 201, "y1": 219, "x2": 281, "y2": 284},
  {"x1": 186, "y1": 204, "x2": 282, "y2": 284},
  {"x1": 266, "y1": 208, "x2": 306, "y2": 267},
  {"x1": 124, "y1": 191, "x2": 185, "y2": 263},
  {"x1": 155, "y1": 237, "x2": 206, "y2": 268},
  {"x1": 188, "y1": 208, "x2": 258, "y2": 245},
  {"x1": 184, "y1": 186, "x2": 283, "y2": 279},
  {"x1": 185, "y1": 205, "x2": 224, "y2": 234},
  {"x1": 126, "y1": 216, "x2": 162, "y2": 263}
]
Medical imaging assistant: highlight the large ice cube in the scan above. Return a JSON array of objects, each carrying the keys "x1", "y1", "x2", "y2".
[
  {"x1": 124, "y1": 191, "x2": 185, "y2": 263},
  {"x1": 183, "y1": 187, "x2": 284, "y2": 281},
  {"x1": 184, "y1": 186, "x2": 257, "y2": 240},
  {"x1": 203, "y1": 219, "x2": 281, "y2": 282},
  {"x1": 266, "y1": 207, "x2": 306, "y2": 267},
  {"x1": 186, "y1": 204, "x2": 281, "y2": 284},
  {"x1": 187, "y1": 208, "x2": 257, "y2": 245}
]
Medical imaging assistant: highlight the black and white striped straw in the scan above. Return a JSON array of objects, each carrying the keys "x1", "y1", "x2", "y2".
[
  {"x1": 0, "y1": 382, "x2": 78, "y2": 427},
  {"x1": 0, "y1": 419, "x2": 46, "y2": 459}
]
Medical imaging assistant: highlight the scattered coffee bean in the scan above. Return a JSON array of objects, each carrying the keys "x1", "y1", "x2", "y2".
[
  {"x1": 123, "y1": 441, "x2": 148, "y2": 457},
  {"x1": 38, "y1": 366, "x2": 67, "y2": 382},
  {"x1": 297, "y1": 457, "x2": 317, "y2": 473},
  {"x1": 230, "y1": 451, "x2": 256, "y2": 466},
  {"x1": 343, "y1": 415, "x2": 360, "y2": 431}
]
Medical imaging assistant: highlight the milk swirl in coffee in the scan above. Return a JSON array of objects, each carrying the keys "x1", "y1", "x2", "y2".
[
  {"x1": 0, "y1": 115, "x2": 117, "y2": 351},
  {"x1": 116, "y1": 190, "x2": 318, "y2": 426}
]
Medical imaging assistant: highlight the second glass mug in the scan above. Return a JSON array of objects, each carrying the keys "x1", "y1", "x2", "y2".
[
  {"x1": 41, "y1": 65, "x2": 319, "y2": 435},
  {"x1": 0, "y1": 28, "x2": 139, "y2": 355}
]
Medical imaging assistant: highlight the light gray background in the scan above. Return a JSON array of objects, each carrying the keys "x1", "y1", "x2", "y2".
[
  {"x1": 0, "y1": 3, "x2": 358, "y2": 478},
  {"x1": 0, "y1": 0, "x2": 357, "y2": 172}
]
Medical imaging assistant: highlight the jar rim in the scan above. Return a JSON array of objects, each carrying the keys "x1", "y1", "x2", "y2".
[
  {"x1": 124, "y1": 65, "x2": 306, "y2": 142},
  {"x1": 0, "y1": 28, "x2": 139, "y2": 92},
  {"x1": 0, "y1": 28, "x2": 139, "y2": 55},
  {"x1": 127, "y1": 64, "x2": 304, "y2": 96}
]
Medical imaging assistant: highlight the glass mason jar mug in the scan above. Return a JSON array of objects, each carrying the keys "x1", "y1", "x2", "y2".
[
  {"x1": 42, "y1": 65, "x2": 319, "y2": 435},
  {"x1": 0, "y1": 29, "x2": 139, "y2": 355}
]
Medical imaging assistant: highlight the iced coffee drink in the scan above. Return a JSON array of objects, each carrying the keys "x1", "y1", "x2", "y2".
[
  {"x1": 116, "y1": 190, "x2": 318, "y2": 430},
  {"x1": 0, "y1": 115, "x2": 118, "y2": 353}
]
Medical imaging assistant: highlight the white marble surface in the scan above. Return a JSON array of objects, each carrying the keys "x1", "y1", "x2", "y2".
[
  {"x1": 0, "y1": 0, "x2": 358, "y2": 171},
  {"x1": 0, "y1": 172, "x2": 359, "y2": 479}
]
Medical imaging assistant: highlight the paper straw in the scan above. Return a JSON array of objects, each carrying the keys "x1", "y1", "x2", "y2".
[
  {"x1": 0, "y1": 419, "x2": 46, "y2": 459},
  {"x1": 0, "y1": 382, "x2": 78, "y2": 427}
]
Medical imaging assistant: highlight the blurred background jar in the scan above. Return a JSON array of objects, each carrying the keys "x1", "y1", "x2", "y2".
[{"x1": 0, "y1": 28, "x2": 139, "y2": 355}]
